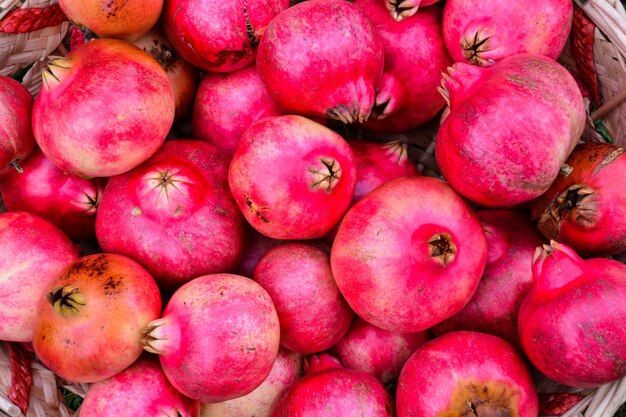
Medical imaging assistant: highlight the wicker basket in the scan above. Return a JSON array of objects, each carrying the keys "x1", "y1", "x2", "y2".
[{"x1": 1, "y1": 0, "x2": 626, "y2": 416}]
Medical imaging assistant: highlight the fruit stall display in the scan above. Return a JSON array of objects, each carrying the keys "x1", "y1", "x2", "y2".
[{"x1": 1, "y1": 0, "x2": 626, "y2": 416}]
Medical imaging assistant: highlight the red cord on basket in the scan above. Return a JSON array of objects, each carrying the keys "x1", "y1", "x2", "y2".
[
  {"x1": 0, "y1": 4, "x2": 68, "y2": 34},
  {"x1": 7, "y1": 342, "x2": 32, "y2": 416},
  {"x1": 572, "y1": 4, "x2": 601, "y2": 107},
  {"x1": 539, "y1": 392, "x2": 586, "y2": 416}
]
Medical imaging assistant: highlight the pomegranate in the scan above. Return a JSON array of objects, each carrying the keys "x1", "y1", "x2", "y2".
[
  {"x1": 271, "y1": 353, "x2": 393, "y2": 417},
  {"x1": 519, "y1": 241, "x2": 626, "y2": 388},
  {"x1": 442, "y1": 0, "x2": 573, "y2": 66},
  {"x1": 133, "y1": 28, "x2": 200, "y2": 121},
  {"x1": 32, "y1": 39, "x2": 175, "y2": 178},
  {"x1": 200, "y1": 348, "x2": 303, "y2": 417},
  {"x1": 436, "y1": 53, "x2": 585, "y2": 207},
  {"x1": 96, "y1": 140, "x2": 246, "y2": 290},
  {"x1": 350, "y1": 140, "x2": 419, "y2": 202},
  {"x1": 331, "y1": 176, "x2": 487, "y2": 332},
  {"x1": 142, "y1": 274, "x2": 280, "y2": 402},
  {"x1": 32, "y1": 253, "x2": 162, "y2": 383},
  {"x1": 355, "y1": 0, "x2": 453, "y2": 133},
  {"x1": 192, "y1": 66, "x2": 282, "y2": 156},
  {"x1": 79, "y1": 355, "x2": 200, "y2": 417},
  {"x1": 0, "y1": 76, "x2": 35, "y2": 177},
  {"x1": 257, "y1": 0, "x2": 384, "y2": 123},
  {"x1": 386, "y1": 0, "x2": 440, "y2": 22},
  {"x1": 396, "y1": 332, "x2": 538, "y2": 417},
  {"x1": 58, "y1": 0, "x2": 163, "y2": 40},
  {"x1": 254, "y1": 243, "x2": 354, "y2": 353},
  {"x1": 234, "y1": 228, "x2": 284, "y2": 278},
  {"x1": 228, "y1": 115, "x2": 357, "y2": 240},
  {"x1": 531, "y1": 143, "x2": 626, "y2": 256},
  {"x1": 332, "y1": 317, "x2": 428, "y2": 384},
  {"x1": 163, "y1": 0, "x2": 289, "y2": 72},
  {"x1": 433, "y1": 210, "x2": 544, "y2": 351},
  {"x1": 0, "y1": 148, "x2": 103, "y2": 241},
  {"x1": 0, "y1": 212, "x2": 78, "y2": 342}
]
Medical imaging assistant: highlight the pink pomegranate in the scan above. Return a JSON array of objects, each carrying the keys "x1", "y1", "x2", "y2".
[
  {"x1": 355, "y1": 0, "x2": 453, "y2": 133},
  {"x1": 519, "y1": 241, "x2": 626, "y2": 388},
  {"x1": 254, "y1": 243, "x2": 354, "y2": 353},
  {"x1": 270, "y1": 353, "x2": 393, "y2": 417},
  {"x1": 143, "y1": 274, "x2": 280, "y2": 402},
  {"x1": 396, "y1": 331, "x2": 538, "y2": 417},
  {"x1": 350, "y1": 140, "x2": 419, "y2": 202},
  {"x1": 531, "y1": 143, "x2": 626, "y2": 256},
  {"x1": 163, "y1": 0, "x2": 289, "y2": 72},
  {"x1": 79, "y1": 355, "x2": 200, "y2": 417},
  {"x1": 192, "y1": 66, "x2": 282, "y2": 156},
  {"x1": 0, "y1": 148, "x2": 103, "y2": 241},
  {"x1": 433, "y1": 210, "x2": 544, "y2": 351},
  {"x1": 32, "y1": 39, "x2": 174, "y2": 178},
  {"x1": 442, "y1": 0, "x2": 573, "y2": 66},
  {"x1": 0, "y1": 76, "x2": 35, "y2": 177},
  {"x1": 234, "y1": 228, "x2": 284, "y2": 277},
  {"x1": 96, "y1": 140, "x2": 246, "y2": 290},
  {"x1": 0, "y1": 212, "x2": 78, "y2": 342},
  {"x1": 257, "y1": 0, "x2": 384, "y2": 123},
  {"x1": 133, "y1": 28, "x2": 200, "y2": 121},
  {"x1": 386, "y1": 0, "x2": 440, "y2": 21},
  {"x1": 332, "y1": 317, "x2": 428, "y2": 384},
  {"x1": 331, "y1": 176, "x2": 487, "y2": 332},
  {"x1": 228, "y1": 115, "x2": 357, "y2": 240},
  {"x1": 200, "y1": 348, "x2": 303, "y2": 417},
  {"x1": 33, "y1": 253, "x2": 162, "y2": 383},
  {"x1": 436, "y1": 54, "x2": 585, "y2": 207}
]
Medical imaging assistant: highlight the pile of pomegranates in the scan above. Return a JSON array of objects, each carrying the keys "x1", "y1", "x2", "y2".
[{"x1": 1, "y1": 0, "x2": 625, "y2": 415}]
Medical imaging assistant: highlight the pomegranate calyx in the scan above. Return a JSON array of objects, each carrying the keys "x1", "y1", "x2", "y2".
[
  {"x1": 537, "y1": 185, "x2": 597, "y2": 238},
  {"x1": 304, "y1": 353, "x2": 343, "y2": 375},
  {"x1": 42, "y1": 57, "x2": 73, "y2": 90},
  {"x1": 327, "y1": 104, "x2": 369, "y2": 124},
  {"x1": 385, "y1": 0, "x2": 420, "y2": 21},
  {"x1": 428, "y1": 233, "x2": 457, "y2": 266},
  {"x1": 157, "y1": 406, "x2": 186, "y2": 417},
  {"x1": 309, "y1": 158, "x2": 342, "y2": 192},
  {"x1": 438, "y1": 63, "x2": 486, "y2": 109},
  {"x1": 9, "y1": 159, "x2": 23, "y2": 174},
  {"x1": 531, "y1": 240, "x2": 585, "y2": 291},
  {"x1": 372, "y1": 73, "x2": 403, "y2": 120},
  {"x1": 47, "y1": 286, "x2": 85, "y2": 316},
  {"x1": 461, "y1": 32, "x2": 493, "y2": 66},
  {"x1": 440, "y1": 380, "x2": 517, "y2": 417},
  {"x1": 142, "y1": 318, "x2": 177, "y2": 356},
  {"x1": 382, "y1": 140, "x2": 409, "y2": 165}
]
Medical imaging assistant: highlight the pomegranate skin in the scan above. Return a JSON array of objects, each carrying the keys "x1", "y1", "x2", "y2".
[
  {"x1": 519, "y1": 241, "x2": 626, "y2": 388},
  {"x1": 386, "y1": 0, "x2": 440, "y2": 22},
  {"x1": 257, "y1": 0, "x2": 384, "y2": 124},
  {"x1": 58, "y1": 0, "x2": 163, "y2": 41},
  {"x1": 163, "y1": 0, "x2": 289, "y2": 73},
  {"x1": 143, "y1": 274, "x2": 281, "y2": 403},
  {"x1": 433, "y1": 210, "x2": 544, "y2": 351},
  {"x1": 332, "y1": 317, "x2": 428, "y2": 384},
  {"x1": 228, "y1": 115, "x2": 357, "y2": 240},
  {"x1": 79, "y1": 355, "x2": 200, "y2": 417},
  {"x1": 436, "y1": 54, "x2": 585, "y2": 207},
  {"x1": 331, "y1": 176, "x2": 487, "y2": 333},
  {"x1": 531, "y1": 143, "x2": 626, "y2": 256},
  {"x1": 96, "y1": 140, "x2": 246, "y2": 290},
  {"x1": 32, "y1": 253, "x2": 162, "y2": 383},
  {"x1": 192, "y1": 66, "x2": 282, "y2": 156},
  {"x1": 397, "y1": 332, "x2": 538, "y2": 417},
  {"x1": 0, "y1": 76, "x2": 35, "y2": 177},
  {"x1": 351, "y1": 140, "x2": 419, "y2": 202},
  {"x1": 254, "y1": 243, "x2": 354, "y2": 353},
  {"x1": 356, "y1": 1, "x2": 453, "y2": 133},
  {"x1": 0, "y1": 148, "x2": 103, "y2": 241},
  {"x1": 270, "y1": 353, "x2": 393, "y2": 417},
  {"x1": 442, "y1": 0, "x2": 573, "y2": 66},
  {"x1": 200, "y1": 348, "x2": 303, "y2": 417},
  {"x1": 32, "y1": 39, "x2": 175, "y2": 178},
  {"x1": 0, "y1": 212, "x2": 78, "y2": 342}
]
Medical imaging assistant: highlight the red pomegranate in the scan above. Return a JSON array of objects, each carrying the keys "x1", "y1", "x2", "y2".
[
  {"x1": 0, "y1": 76, "x2": 35, "y2": 177},
  {"x1": 331, "y1": 176, "x2": 487, "y2": 333},
  {"x1": 436, "y1": 54, "x2": 585, "y2": 207},
  {"x1": 163, "y1": 0, "x2": 289, "y2": 72},
  {"x1": 397, "y1": 332, "x2": 538, "y2": 417},
  {"x1": 0, "y1": 148, "x2": 103, "y2": 241},
  {"x1": 355, "y1": 0, "x2": 453, "y2": 133},
  {"x1": 257, "y1": 0, "x2": 384, "y2": 123},
  {"x1": 228, "y1": 115, "x2": 357, "y2": 240},
  {"x1": 531, "y1": 143, "x2": 626, "y2": 256},
  {"x1": 32, "y1": 39, "x2": 175, "y2": 178},
  {"x1": 96, "y1": 140, "x2": 246, "y2": 290},
  {"x1": 519, "y1": 241, "x2": 626, "y2": 388},
  {"x1": 234, "y1": 228, "x2": 284, "y2": 278}
]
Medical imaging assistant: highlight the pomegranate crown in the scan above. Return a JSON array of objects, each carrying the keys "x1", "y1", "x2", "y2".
[{"x1": 531, "y1": 240, "x2": 585, "y2": 291}]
